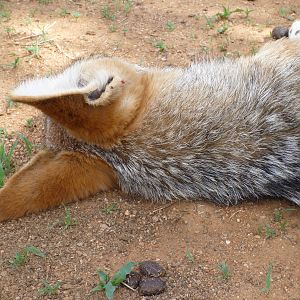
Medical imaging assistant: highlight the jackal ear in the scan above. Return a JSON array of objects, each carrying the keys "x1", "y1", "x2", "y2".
[{"x1": 10, "y1": 66, "x2": 122, "y2": 107}]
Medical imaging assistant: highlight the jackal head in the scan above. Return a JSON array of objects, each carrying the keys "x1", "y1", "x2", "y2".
[{"x1": 10, "y1": 57, "x2": 150, "y2": 147}]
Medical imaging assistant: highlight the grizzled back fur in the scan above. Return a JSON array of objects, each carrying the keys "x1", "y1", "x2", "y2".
[{"x1": 11, "y1": 21, "x2": 300, "y2": 207}]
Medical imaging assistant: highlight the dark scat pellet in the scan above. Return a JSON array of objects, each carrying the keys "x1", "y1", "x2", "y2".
[
  {"x1": 124, "y1": 271, "x2": 141, "y2": 289},
  {"x1": 139, "y1": 261, "x2": 166, "y2": 277},
  {"x1": 271, "y1": 26, "x2": 289, "y2": 40},
  {"x1": 139, "y1": 277, "x2": 166, "y2": 296}
]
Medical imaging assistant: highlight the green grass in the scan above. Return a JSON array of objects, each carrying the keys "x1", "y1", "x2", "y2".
[
  {"x1": 185, "y1": 244, "x2": 195, "y2": 263},
  {"x1": 101, "y1": 5, "x2": 116, "y2": 20},
  {"x1": 154, "y1": 41, "x2": 166, "y2": 52},
  {"x1": 64, "y1": 207, "x2": 77, "y2": 229},
  {"x1": 9, "y1": 246, "x2": 46, "y2": 267},
  {"x1": 102, "y1": 203, "x2": 119, "y2": 214},
  {"x1": 39, "y1": 281, "x2": 62, "y2": 295},
  {"x1": 218, "y1": 262, "x2": 230, "y2": 280},
  {"x1": 25, "y1": 41, "x2": 40, "y2": 58},
  {"x1": 165, "y1": 21, "x2": 175, "y2": 31},
  {"x1": 258, "y1": 224, "x2": 276, "y2": 240},
  {"x1": 217, "y1": 24, "x2": 229, "y2": 34},
  {"x1": 0, "y1": 131, "x2": 33, "y2": 187},
  {"x1": 71, "y1": 11, "x2": 81, "y2": 19},
  {"x1": 279, "y1": 7, "x2": 295, "y2": 21},
  {"x1": 261, "y1": 263, "x2": 272, "y2": 294},
  {"x1": 91, "y1": 262, "x2": 136, "y2": 299},
  {"x1": 25, "y1": 118, "x2": 33, "y2": 128},
  {"x1": 58, "y1": 8, "x2": 68, "y2": 17}
]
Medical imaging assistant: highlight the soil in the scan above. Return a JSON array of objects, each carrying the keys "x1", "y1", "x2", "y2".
[{"x1": 0, "y1": 0, "x2": 300, "y2": 300}]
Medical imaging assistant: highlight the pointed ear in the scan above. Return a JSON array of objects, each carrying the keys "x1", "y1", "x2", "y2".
[{"x1": 10, "y1": 72, "x2": 126, "y2": 146}]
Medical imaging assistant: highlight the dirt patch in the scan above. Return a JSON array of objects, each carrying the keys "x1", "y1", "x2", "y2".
[{"x1": 0, "y1": 0, "x2": 299, "y2": 299}]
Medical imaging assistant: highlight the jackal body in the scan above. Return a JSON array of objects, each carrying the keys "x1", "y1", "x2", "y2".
[{"x1": 1, "y1": 22, "x2": 300, "y2": 221}]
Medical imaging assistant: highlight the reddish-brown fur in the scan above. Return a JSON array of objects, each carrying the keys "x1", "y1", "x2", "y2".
[{"x1": 0, "y1": 150, "x2": 116, "y2": 222}]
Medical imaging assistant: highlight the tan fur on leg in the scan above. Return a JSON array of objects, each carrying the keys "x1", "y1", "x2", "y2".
[{"x1": 0, "y1": 150, "x2": 116, "y2": 222}]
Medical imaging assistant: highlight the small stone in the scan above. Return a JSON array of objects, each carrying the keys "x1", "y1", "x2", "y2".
[
  {"x1": 225, "y1": 240, "x2": 231, "y2": 245},
  {"x1": 139, "y1": 278, "x2": 166, "y2": 296},
  {"x1": 272, "y1": 26, "x2": 289, "y2": 40},
  {"x1": 125, "y1": 210, "x2": 130, "y2": 216},
  {"x1": 139, "y1": 261, "x2": 166, "y2": 277},
  {"x1": 124, "y1": 271, "x2": 141, "y2": 289}
]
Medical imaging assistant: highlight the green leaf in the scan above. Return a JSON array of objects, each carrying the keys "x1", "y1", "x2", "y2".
[
  {"x1": 25, "y1": 246, "x2": 46, "y2": 257},
  {"x1": 104, "y1": 281, "x2": 117, "y2": 300},
  {"x1": 110, "y1": 262, "x2": 136, "y2": 286},
  {"x1": 98, "y1": 270, "x2": 110, "y2": 284},
  {"x1": 261, "y1": 263, "x2": 272, "y2": 294},
  {"x1": 18, "y1": 133, "x2": 32, "y2": 156}
]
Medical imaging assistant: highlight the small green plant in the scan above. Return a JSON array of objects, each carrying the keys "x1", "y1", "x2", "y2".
[
  {"x1": 123, "y1": 0, "x2": 133, "y2": 16},
  {"x1": 261, "y1": 263, "x2": 272, "y2": 294},
  {"x1": 0, "y1": 10, "x2": 11, "y2": 21},
  {"x1": 109, "y1": 24, "x2": 117, "y2": 32},
  {"x1": 71, "y1": 11, "x2": 81, "y2": 19},
  {"x1": 5, "y1": 96, "x2": 14, "y2": 109},
  {"x1": 243, "y1": 8, "x2": 253, "y2": 19},
  {"x1": 0, "y1": 57, "x2": 20, "y2": 69},
  {"x1": 258, "y1": 224, "x2": 276, "y2": 239},
  {"x1": 9, "y1": 246, "x2": 46, "y2": 267},
  {"x1": 273, "y1": 209, "x2": 283, "y2": 223},
  {"x1": 185, "y1": 244, "x2": 195, "y2": 263},
  {"x1": 216, "y1": 6, "x2": 244, "y2": 20},
  {"x1": 154, "y1": 41, "x2": 166, "y2": 52},
  {"x1": 58, "y1": 8, "x2": 68, "y2": 17},
  {"x1": 91, "y1": 262, "x2": 136, "y2": 299},
  {"x1": 204, "y1": 15, "x2": 216, "y2": 29},
  {"x1": 102, "y1": 203, "x2": 118, "y2": 214},
  {"x1": 25, "y1": 41, "x2": 40, "y2": 58},
  {"x1": 39, "y1": 281, "x2": 62, "y2": 296},
  {"x1": 279, "y1": 7, "x2": 295, "y2": 21},
  {"x1": 25, "y1": 118, "x2": 33, "y2": 128},
  {"x1": 217, "y1": 24, "x2": 229, "y2": 34},
  {"x1": 165, "y1": 21, "x2": 175, "y2": 31},
  {"x1": 37, "y1": 0, "x2": 52, "y2": 4},
  {"x1": 4, "y1": 26, "x2": 15, "y2": 36},
  {"x1": 122, "y1": 27, "x2": 128, "y2": 35},
  {"x1": 101, "y1": 5, "x2": 115, "y2": 20},
  {"x1": 64, "y1": 207, "x2": 77, "y2": 229},
  {"x1": 218, "y1": 262, "x2": 230, "y2": 280}
]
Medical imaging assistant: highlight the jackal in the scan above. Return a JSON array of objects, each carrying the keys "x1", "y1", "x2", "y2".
[{"x1": 1, "y1": 21, "x2": 300, "y2": 222}]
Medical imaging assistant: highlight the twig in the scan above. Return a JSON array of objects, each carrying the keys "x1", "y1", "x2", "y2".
[
  {"x1": 229, "y1": 209, "x2": 243, "y2": 220},
  {"x1": 151, "y1": 202, "x2": 175, "y2": 214},
  {"x1": 121, "y1": 282, "x2": 136, "y2": 292},
  {"x1": 53, "y1": 42, "x2": 75, "y2": 60}
]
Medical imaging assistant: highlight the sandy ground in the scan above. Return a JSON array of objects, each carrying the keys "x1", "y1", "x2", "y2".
[{"x1": 0, "y1": 0, "x2": 299, "y2": 299}]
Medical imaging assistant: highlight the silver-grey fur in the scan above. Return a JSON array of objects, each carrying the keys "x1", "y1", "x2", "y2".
[{"x1": 46, "y1": 23, "x2": 300, "y2": 206}]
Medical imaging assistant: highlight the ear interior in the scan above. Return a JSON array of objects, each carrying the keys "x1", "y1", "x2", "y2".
[{"x1": 10, "y1": 61, "x2": 98, "y2": 103}]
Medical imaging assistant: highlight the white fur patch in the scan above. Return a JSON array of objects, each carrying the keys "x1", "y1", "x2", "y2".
[{"x1": 289, "y1": 20, "x2": 300, "y2": 39}]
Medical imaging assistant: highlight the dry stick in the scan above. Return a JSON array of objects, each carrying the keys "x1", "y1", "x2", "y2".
[
  {"x1": 151, "y1": 202, "x2": 175, "y2": 214},
  {"x1": 121, "y1": 282, "x2": 136, "y2": 292},
  {"x1": 229, "y1": 209, "x2": 243, "y2": 220},
  {"x1": 15, "y1": 21, "x2": 57, "y2": 41},
  {"x1": 53, "y1": 42, "x2": 75, "y2": 60}
]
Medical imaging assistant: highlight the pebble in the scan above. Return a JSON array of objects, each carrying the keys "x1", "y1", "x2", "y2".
[
  {"x1": 271, "y1": 26, "x2": 289, "y2": 40},
  {"x1": 139, "y1": 261, "x2": 166, "y2": 277},
  {"x1": 139, "y1": 277, "x2": 166, "y2": 296}
]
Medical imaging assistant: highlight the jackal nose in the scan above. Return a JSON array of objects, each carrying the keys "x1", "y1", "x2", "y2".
[{"x1": 88, "y1": 87, "x2": 105, "y2": 100}]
